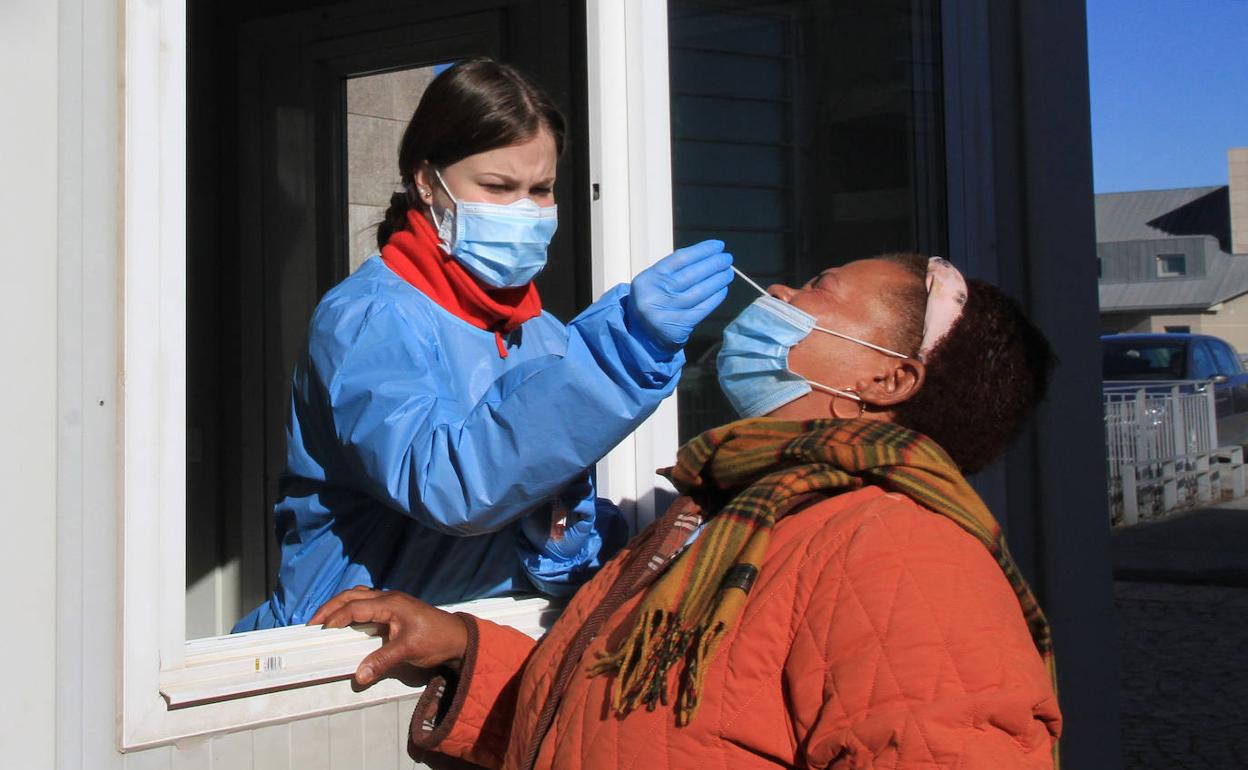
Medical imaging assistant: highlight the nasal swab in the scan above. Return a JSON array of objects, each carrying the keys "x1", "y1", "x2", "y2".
[{"x1": 731, "y1": 265, "x2": 771, "y2": 297}]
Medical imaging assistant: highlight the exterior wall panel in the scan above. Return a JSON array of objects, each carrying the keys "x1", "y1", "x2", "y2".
[
  {"x1": 124, "y1": 748, "x2": 172, "y2": 770},
  {"x1": 291, "y1": 716, "x2": 333, "y2": 770},
  {"x1": 251, "y1": 724, "x2": 291, "y2": 769},
  {"x1": 0, "y1": 0, "x2": 59, "y2": 767},
  {"x1": 118, "y1": 698, "x2": 429, "y2": 770},
  {"x1": 170, "y1": 738, "x2": 212, "y2": 770}
]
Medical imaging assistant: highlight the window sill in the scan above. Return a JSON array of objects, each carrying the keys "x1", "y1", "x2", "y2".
[{"x1": 133, "y1": 595, "x2": 559, "y2": 749}]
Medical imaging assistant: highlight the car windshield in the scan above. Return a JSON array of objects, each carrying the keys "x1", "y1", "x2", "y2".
[{"x1": 1102, "y1": 340, "x2": 1188, "y2": 380}]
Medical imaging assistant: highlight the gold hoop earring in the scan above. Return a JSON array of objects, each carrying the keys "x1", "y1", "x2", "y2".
[{"x1": 830, "y1": 388, "x2": 866, "y2": 420}]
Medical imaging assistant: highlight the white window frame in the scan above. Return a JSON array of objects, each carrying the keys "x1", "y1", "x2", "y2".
[{"x1": 118, "y1": 0, "x2": 677, "y2": 750}]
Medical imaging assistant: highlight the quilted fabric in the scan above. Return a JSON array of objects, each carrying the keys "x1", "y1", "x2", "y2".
[{"x1": 411, "y1": 486, "x2": 1062, "y2": 769}]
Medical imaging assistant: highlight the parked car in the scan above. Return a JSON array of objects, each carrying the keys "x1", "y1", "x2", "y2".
[{"x1": 1102, "y1": 332, "x2": 1248, "y2": 447}]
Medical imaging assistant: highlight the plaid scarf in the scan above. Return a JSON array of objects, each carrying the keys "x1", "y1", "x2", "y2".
[{"x1": 588, "y1": 417, "x2": 1056, "y2": 732}]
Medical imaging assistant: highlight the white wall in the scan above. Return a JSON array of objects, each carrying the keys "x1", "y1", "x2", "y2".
[{"x1": 0, "y1": 1, "x2": 60, "y2": 768}]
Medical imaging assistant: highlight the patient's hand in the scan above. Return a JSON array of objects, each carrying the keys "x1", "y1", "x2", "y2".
[{"x1": 309, "y1": 586, "x2": 469, "y2": 687}]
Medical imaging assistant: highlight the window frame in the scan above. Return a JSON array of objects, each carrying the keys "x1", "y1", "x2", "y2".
[{"x1": 118, "y1": 0, "x2": 678, "y2": 750}]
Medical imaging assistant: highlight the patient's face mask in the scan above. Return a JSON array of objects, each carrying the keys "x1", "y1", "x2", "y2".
[{"x1": 716, "y1": 267, "x2": 910, "y2": 418}]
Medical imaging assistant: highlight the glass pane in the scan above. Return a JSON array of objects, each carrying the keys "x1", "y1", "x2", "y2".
[
  {"x1": 668, "y1": 0, "x2": 945, "y2": 443},
  {"x1": 1211, "y1": 341, "x2": 1238, "y2": 376},
  {"x1": 345, "y1": 66, "x2": 438, "y2": 273}
]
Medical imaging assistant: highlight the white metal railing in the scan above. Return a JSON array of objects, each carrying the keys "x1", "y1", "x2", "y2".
[{"x1": 1103, "y1": 381, "x2": 1244, "y2": 524}]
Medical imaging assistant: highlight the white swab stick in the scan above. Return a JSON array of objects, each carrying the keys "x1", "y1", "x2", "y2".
[{"x1": 731, "y1": 265, "x2": 770, "y2": 297}]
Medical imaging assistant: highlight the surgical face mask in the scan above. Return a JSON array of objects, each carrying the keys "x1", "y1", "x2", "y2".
[
  {"x1": 429, "y1": 169, "x2": 558, "y2": 288},
  {"x1": 716, "y1": 267, "x2": 909, "y2": 418}
]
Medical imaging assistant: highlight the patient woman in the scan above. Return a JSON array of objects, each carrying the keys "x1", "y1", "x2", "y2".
[{"x1": 310, "y1": 253, "x2": 1063, "y2": 769}]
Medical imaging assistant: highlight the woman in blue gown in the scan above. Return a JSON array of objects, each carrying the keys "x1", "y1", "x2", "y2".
[{"x1": 235, "y1": 58, "x2": 733, "y2": 630}]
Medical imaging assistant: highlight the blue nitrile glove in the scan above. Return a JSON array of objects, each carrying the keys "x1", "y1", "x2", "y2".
[
  {"x1": 625, "y1": 239, "x2": 734, "y2": 355},
  {"x1": 519, "y1": 474, "x2": 599, "y2": 561}
]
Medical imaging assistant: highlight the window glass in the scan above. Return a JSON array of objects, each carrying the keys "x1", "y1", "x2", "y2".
[
  {"x1": 1156, "y1": 253, "x2": 1187, "y2": 277},
  {"x1": 1102, "y1": 340, "x2": 1187, "y2": 380},
  {"x1": 1190, "y1": 341, "x2": 1217, "y2": 380},
  {"x1": 1211, "y1": 341, "x2": 1240, "y2": 375},
  {"x1": 667, "y1": 0, "x2": 945, "y2": 442}
]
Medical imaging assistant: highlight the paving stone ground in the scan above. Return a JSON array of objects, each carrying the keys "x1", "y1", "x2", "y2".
[{"x1": 1114, "y1": 580, "x2": 1248, "y2": 769}]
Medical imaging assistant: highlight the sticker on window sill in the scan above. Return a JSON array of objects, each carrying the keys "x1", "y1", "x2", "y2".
[{"x1": 254, "y1": 655, "x2": 285, "y2": 673}]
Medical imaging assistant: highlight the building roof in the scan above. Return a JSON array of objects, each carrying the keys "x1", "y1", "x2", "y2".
[
  {"x1": 1097, "y1": 185, "x2": 1244, "y2": 313},
  {"x1": 1095, "y1": 186, "x2": 1231, "y2": 251}
]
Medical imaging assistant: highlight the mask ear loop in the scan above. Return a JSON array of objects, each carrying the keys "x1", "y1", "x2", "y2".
[
  {"x1": 428, "y1": 168, "x2": 459, "y2": 235},
  {"x1": 731, "y1": 267, "x2": 911, "y2": 360},
  {"x1": 432, "y1": 168, "x2": 460, "y2": 206}
]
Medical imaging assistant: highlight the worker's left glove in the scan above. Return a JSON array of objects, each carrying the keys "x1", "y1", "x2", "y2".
[
  {"x1": 625, "y1": 240, "x2": 734, "y2": 355},
  {"x1": 519, "y1": 474, "x2": 598, "y2": 561}
]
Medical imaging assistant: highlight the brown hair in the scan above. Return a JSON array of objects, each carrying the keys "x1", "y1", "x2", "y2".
[
  {"x1": 376, "y1": 57, "x2": 567, "y2": 249},
  {"x1": 876, "y1": 253, "x2": 1058, "y2": 474}
]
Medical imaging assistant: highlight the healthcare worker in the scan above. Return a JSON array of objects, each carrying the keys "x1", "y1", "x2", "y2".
[{"x1": 234, "y1": 57, "x2": 734, "y2": 630}]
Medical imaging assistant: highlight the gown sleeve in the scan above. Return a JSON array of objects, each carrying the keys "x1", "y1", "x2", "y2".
[{"x1": 308, "y1": 283, "x2": 682, "y2": 536}]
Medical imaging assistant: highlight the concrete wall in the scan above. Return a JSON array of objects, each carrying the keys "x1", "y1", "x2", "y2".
[
  {"x1": 0, "y1": 1, "x2": 59, "y2": 767},
  {"x1": 1102, "y1": 312, "x2": 1162, "y2": 334},
  {"x1": 346, "y1": 67, "x2": 435, "y2": 272},
  {"x1": 1231, "y1": 147, "x2": 1248, "y2": 256},
  {"x1": 1197, "y1": 293, "x2": 1248, "y2": 354},
  {"x1": 1100, "y1": 294, "x2": 1248, "y2": 354},
  {"x1": 1147, "y1": 312, "x2": 1204, "y2": 334}
]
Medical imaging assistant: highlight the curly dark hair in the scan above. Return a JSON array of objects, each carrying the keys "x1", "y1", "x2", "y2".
[{"x1": 878, "y1": 253, "x2": 1058, "y2": 474}]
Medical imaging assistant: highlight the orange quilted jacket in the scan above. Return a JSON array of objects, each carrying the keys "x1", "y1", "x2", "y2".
[{"x1": 409, "y1": 486, "x2": 1062, "y2": 769}]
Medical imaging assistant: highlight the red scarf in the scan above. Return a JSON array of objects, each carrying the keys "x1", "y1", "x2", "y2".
[{"x1": 381, "y1": 209, "x2": 543, "y2": 358}]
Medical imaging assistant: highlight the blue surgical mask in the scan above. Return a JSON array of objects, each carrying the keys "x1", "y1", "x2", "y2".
[
  {"x1": 716, "y1": 268, "x2": 910, "y2": 418},
  {"x1": 430, "y1": 169, "x2": 558, "y2": 288}
]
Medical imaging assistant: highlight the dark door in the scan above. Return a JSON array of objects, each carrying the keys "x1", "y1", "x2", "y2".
[{"x1": 187, "y1": 0, "x2": 591, "y2": 632}]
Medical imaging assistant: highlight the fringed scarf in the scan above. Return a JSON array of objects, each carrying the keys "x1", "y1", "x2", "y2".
[
  {"x1": 588, "y1": 417, "x2": 1056, "y2": 732},
  {"x1": 381, "y1": 209, "x2": 542, "y2": 358}
]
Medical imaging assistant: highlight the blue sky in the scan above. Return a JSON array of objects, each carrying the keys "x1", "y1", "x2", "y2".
[{"x1": 1087, "y1": 0, "x2": 1248, "y2": 192}]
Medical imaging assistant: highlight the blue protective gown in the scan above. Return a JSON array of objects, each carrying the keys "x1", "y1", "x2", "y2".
[{"x1": 234, "y1": 256, "x2": 683, "y2": 630}]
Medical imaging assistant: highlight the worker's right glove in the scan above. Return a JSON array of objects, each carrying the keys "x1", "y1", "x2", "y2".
[{"x1": 625, "y1": 239, "x2": 734, "y2": 355}]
